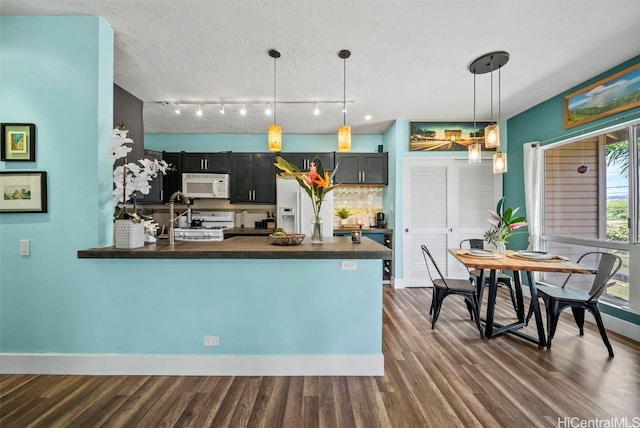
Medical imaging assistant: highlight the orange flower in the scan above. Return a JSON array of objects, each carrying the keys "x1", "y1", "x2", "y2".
[{"x1": 313, "y1": 171, "x2": 330, "y2": 189}]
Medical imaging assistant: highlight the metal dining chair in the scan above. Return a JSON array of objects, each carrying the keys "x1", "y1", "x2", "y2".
[
  {"x1": 421, "y1": 245, "x2": 484, "y2": 338},
  {"x1": 526, "y1": 251, "x2": 622, "y2": 357},
  {"x1": 459, "y1": 239, "x2": 518, "y2": 313}
]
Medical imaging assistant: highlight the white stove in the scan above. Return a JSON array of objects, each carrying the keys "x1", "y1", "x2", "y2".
[{"x1": 174, "y1": 211, "x2": 234, "y2": 242}]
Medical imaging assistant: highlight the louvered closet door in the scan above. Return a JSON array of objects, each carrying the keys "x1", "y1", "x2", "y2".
[{"x1": 403, "y1": 159, "x2": 500, "y2": 287}]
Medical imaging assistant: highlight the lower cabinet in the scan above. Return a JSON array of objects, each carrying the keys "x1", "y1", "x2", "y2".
[{"x1": 333, "y1": 229, "x2": 393, "y2": 283}]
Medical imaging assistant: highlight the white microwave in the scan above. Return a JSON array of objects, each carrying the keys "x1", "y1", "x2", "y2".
[{"x1": 182, "y1": 173, "x2": 230, "y2": 199}]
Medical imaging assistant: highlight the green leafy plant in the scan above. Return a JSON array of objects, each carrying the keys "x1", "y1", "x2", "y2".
[
  {"x1": 483, "y1": 197, "x2": 528, "y2": 244},
  {"x1": 336, "y1": 207, "x2": 351, "y2": 219}
]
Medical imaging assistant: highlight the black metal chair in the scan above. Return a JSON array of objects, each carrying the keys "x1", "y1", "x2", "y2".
[
  {"x1": 459, "y1": 239, "x2": 518, "y2": 313},
  {"x1": 526, "y1": 251, "x2": 622, "y2": 357},
  {"x1": 421, "y1": 245, "x2": 484, "y2": 338}
]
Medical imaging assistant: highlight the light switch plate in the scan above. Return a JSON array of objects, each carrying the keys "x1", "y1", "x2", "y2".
[
  {"x1": 20, "y1": 239, "x2": 30, "y2": 256},
  {"x1": 341, "y1": 261, "x2": 357, "y2": 270}
]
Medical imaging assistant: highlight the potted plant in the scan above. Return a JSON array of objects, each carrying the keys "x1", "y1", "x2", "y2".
[
  {"x1": 111, "y1": 125, "x2": 169, "y2": 248},
  {"x1": 336, "y1": 207, "x2": 351, "y2": 227}
]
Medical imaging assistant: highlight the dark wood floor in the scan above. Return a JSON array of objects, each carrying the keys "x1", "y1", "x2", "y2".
[{"x1": 2, "y1": 286, "x2": 639, "y2": 427}]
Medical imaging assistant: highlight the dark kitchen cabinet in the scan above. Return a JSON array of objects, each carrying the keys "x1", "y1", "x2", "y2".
[
  {"x1": 279, "y1": 153, "x2": 335, "y2": 171},
  {"x1": 230, "y1": 153, "x2": 276, "y2": 204},
  {"x1": 182, "y1": 152, "x2": 230, "y2": 173},
  {"x1": 162, "y1": 151, "x2": 183, "y2": 203},
  {"x1": 334, "y1": 153, "x2": 388, "y2": 184}
]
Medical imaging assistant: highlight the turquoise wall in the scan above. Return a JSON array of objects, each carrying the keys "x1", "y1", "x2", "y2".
[
  {"x1": 506, "y1": 55, "x2": 640, "y2": 324},
  {"x1": 145, "y1": 133, "x2": 383, "y2": 153},
  {"x1": 0, "y1": 16, "x2": 384, "y2": 356}
]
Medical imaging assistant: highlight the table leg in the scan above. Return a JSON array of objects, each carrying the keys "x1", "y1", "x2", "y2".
[
  {"x1": 484, "y1": 269, "x2": 498, "y2": 338},
  {"x1": 512, "y1": 271, "x2": 525, "y2": 321},
  {"x1": 525, "y1": 271, "x2": 548, "y2": 348}
]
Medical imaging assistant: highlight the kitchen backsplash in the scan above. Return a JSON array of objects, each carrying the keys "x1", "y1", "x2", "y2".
[{"x1": 333, "y1": 185, "x2": 383, "y2": 228}]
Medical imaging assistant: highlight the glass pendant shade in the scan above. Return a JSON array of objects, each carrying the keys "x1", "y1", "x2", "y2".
[
  {"x1": 468, "y1": 143, "x2": 482, "y2": 164},
  {"x1": 338, "y1": 125, "x2": 351, "y2": 152},
  {"x1": 485, "y1": 123, "x2": 500, "y2": 148},
  {"x1": 493, "y1": 151, "x2": 507, "y2": 174},
  {"x1": 268, "y1": 124, "x2": 282, "y2": 152}
]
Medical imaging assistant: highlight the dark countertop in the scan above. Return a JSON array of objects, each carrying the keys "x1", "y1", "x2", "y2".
[
  {"x1": 224, "y1": 227, "x2": 273, "y2": 236},
  {"x1": 77, "y1": 236, "x2": 392, "y2": 260},
  {"x1": 333, "y1": 227, "x2": 393, "y2": 234}
]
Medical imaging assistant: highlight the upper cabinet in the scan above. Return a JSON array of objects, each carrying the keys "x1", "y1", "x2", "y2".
[
  {"x1": 135, "y1": 150, "x2": 164, "y2": 203},
  {"x1": 279, "y1": 153, "x2": 335, "y2": 171},
  {"x1": 334, "y1": 153, "x2": 388, "y2": 184},
  {"x1": 182, "y1": 152, "x2": 230, "y2": 173},
  {"x1": 230, "y1": 153, "x2": 276, "y2": 204}
]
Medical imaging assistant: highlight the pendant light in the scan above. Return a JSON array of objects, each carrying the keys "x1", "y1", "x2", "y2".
[
  {"x1": 468, "y1": 69, "x2": 482, "y2": 164},
  {"x1": 267, "y1": 49, "x2": 282, "y2": 152},
  {"x1": 338, "y1": 49, "x2": 351, "y2": 152},
  {"x1": 468, "y1": 51, "x2": 509, "y2": 173}
]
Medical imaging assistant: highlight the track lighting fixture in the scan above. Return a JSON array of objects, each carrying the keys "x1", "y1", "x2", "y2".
[
  {"x1": 196, "y1": 105, "x2": 203, "y2": 117},
  {"x1": 267, "y1": 49, "x2": 282, "y2": 152},
  {"x1": 219, "y1": 103, "x2": 225, "y2": 114},
  {"x1": 240, "y1": 104, "x2": 247, "y2": 115},
  {"x1": 338, "y1": 49, "x2": 351, "y2": 152},
  {"x1": 314, "y1": 103, "x2": 320, "y2": 116},
  {"x1": 174, "y1": 105, "x2": 181, "y2": 115}
]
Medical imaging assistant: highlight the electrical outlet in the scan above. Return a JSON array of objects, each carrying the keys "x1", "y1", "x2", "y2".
[
  {"x1": 341, "y1": 260, "x2": 357, "y2": 270},
  {"x1": 203, "y1": 336, "x2": 219, "y2": 346}
]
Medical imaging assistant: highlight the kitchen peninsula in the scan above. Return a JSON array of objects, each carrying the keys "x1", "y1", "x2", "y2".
[{"x1": 76, "y1": 236, "x2": 391, "y2": 376}]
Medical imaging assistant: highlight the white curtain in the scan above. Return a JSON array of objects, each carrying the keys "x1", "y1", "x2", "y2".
[{"x1": 523, "y1": 142, "x2": 542, "y2": 251}]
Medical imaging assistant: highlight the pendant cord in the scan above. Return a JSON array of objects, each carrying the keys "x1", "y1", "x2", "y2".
[
  {"x1": 343, "y1": 57, "x2": 347, "y2": 126},
  {"x1": 473, "y1": 71, "x2": 477, "y2": 135},
  {"x1": 498, "y1": 65, "x2": 501, "y2": 125},
  {"x1": 273, "y1": 57, "x2": 277, "y2": 125},
  {"x1": 489, "y1": 55, "x2": 494, "y2": 124}
]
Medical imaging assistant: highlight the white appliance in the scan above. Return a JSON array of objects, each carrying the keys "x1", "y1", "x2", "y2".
[
  {"x1": 174, "y1": 211, "x2": 234, "y2": 242},
  {"x1": 276, "y1": 177, "x2": 334, "y2": 238},
  {"x1": 182, "y1": 173, "x2": 230, "y2": 199}
]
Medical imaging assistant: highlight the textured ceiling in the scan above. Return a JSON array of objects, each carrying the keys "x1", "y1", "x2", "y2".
[{"x1": 2, "y1": 1, "x2": 640, "y2": 135}]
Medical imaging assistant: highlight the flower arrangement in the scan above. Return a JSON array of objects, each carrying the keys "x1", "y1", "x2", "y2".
[
  {"x1": 483, "y1": 197, "x2": 528, "y2": 244},
  {"x1": 110, "y1": 126, "x2": 169, "y2": 222},
  {"x1": 274, "y1": 156, "x2": 339, "y2": 242}
]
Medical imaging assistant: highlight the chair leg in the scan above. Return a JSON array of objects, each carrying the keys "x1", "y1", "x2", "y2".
[
  {"x1": 545, "y1": 300, "x2": 563, "y2": 350},
  {"x1": 587, "y1": 304, "x2": 614, "y2": 357},
  {"x1": 464, "y1": 299, "x2": 474, "y2": 320},
  {"x1": 466, "y1": 294, "x2": 484, "y2": 339},
  {"x1": 431, "y1": 289, "x2": 445, "y2": 329},
  {"x1": 525, "y1": 298, "x2": 535, "y2": 326},
  {"x1": 571, "y1": 307, "x2": 586, "y2": 336}
]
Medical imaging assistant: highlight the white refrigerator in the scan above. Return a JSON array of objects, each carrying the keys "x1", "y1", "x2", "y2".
[{"x1": 276, "y1": 176, "x2": 334, "y2": 238}]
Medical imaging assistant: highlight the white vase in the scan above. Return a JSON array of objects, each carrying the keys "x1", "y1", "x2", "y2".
[
  {"x1": 496, "y1": 241, "x2": 506, "y2": 255},
  {"x1": 114, "y1": 219, "x2": 145, "y2": 249}
]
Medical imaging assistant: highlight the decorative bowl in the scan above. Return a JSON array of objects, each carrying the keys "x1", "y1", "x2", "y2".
[{"x1": 269, "y1": 233, "x2": 305, "y2": 246}]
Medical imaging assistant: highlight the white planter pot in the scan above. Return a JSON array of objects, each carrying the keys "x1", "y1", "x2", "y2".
[{"x1": 114, "y1": 219, "x2": 145, "y2": 249}]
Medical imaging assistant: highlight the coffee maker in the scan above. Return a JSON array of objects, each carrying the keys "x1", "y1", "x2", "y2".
[{"x1": 376, "y1": 212, "x2": 386, "y2": 228}]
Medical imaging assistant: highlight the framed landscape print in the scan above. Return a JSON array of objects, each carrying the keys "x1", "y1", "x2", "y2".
[
  {"x1": 409, "y1": 121, "x2": 491, "y2": 151},
  {"x1": 1, "y1": 123, "x2": 36, "y2": 161},
  {"x1": 564, "y1": 62, "x2": 640, "y2": 129},
  {"x1": 0, "y1": 171, "x2": 47, "y2": 213}
]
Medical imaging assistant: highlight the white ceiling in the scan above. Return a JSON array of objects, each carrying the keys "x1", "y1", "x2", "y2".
[{"x1": 2, "y1": 1, "x2": 640, "y2": 135}]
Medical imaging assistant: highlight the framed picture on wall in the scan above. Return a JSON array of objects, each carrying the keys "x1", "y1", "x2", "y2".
[
  {"x1": 409, "y1": 121, "x2": 491, "y2": 151},
  {"x1": 1, "y1": 123, "x2": 36, "y2": 161},
  {"x1": 0, "y1": 171, "x2": 48, "y2": 213},
  {"x1": 564, "y1": 62, "x2": 640, "y2": 129}
]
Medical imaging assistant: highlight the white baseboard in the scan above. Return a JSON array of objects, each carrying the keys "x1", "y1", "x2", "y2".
[{"x1": 0, "y1": 354, "x2": 384, "y2": 376}]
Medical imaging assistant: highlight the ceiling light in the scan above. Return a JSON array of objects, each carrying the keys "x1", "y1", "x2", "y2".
[
  {"x1": 219, "y1": 103, "x2": 225, "y2": 114},
  {"x1": 468, "y1": 64, "x2": 481, "y2": 164},
  {"x1": 265, "y1": 104, "x2": 272, "y2": 116},
  {"x1": 196, "y1": 105, "x2": 203, "y2": 116},
  {"x1": 267, "y1": 49, "x2": 282, "y2": 152},
  {"x1": 174, "y1": 105, "x2": 181, "y2": 115},
  {"x1": 240, "y1": 104, "x2": 247, "y2": 115},
  {"x1": 493, "y1": 151, "x2": 507, "y2": 174},
  {"x1": 338, "y1": 49, "x2": 351, "y2": 153},
  {"x1": 314, "y1": 103, "x2": 320, "y2": 116},
  {"x1": 469, "y1": 51, "x2": 509, "y2": 172},
  {"x1": 364, "y1": 114, "x2": 372, "y2": 121}
]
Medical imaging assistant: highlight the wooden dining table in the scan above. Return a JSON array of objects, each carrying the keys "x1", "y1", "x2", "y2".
[{"x1": 448, "y1": 249, "x2": 596, "y2": 347}]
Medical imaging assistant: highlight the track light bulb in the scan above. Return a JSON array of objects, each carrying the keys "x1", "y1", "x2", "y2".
[
  {"x1": 314, "y1": 103, "x2": 320, "y2": 116},
  {"x1": 174, "y1": 106, "x2": 181, "y2": 115},
  {"x1": 220, "y1": 104, "x2": 225, "y2": 114},
  {"x1": 266, "y1": 104, "x2": 272, "y2": 116},
  {"x1": 240, "y1": 105, "x2": 247, "y2": 115},
  {"x1": 196, "y1": 105, "x2": 203, "y2": 117}
]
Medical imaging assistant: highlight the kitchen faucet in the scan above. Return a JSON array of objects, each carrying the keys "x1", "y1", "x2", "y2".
[{"x1": 169, "y1": 191, "x2": 191, "y2": 245}]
